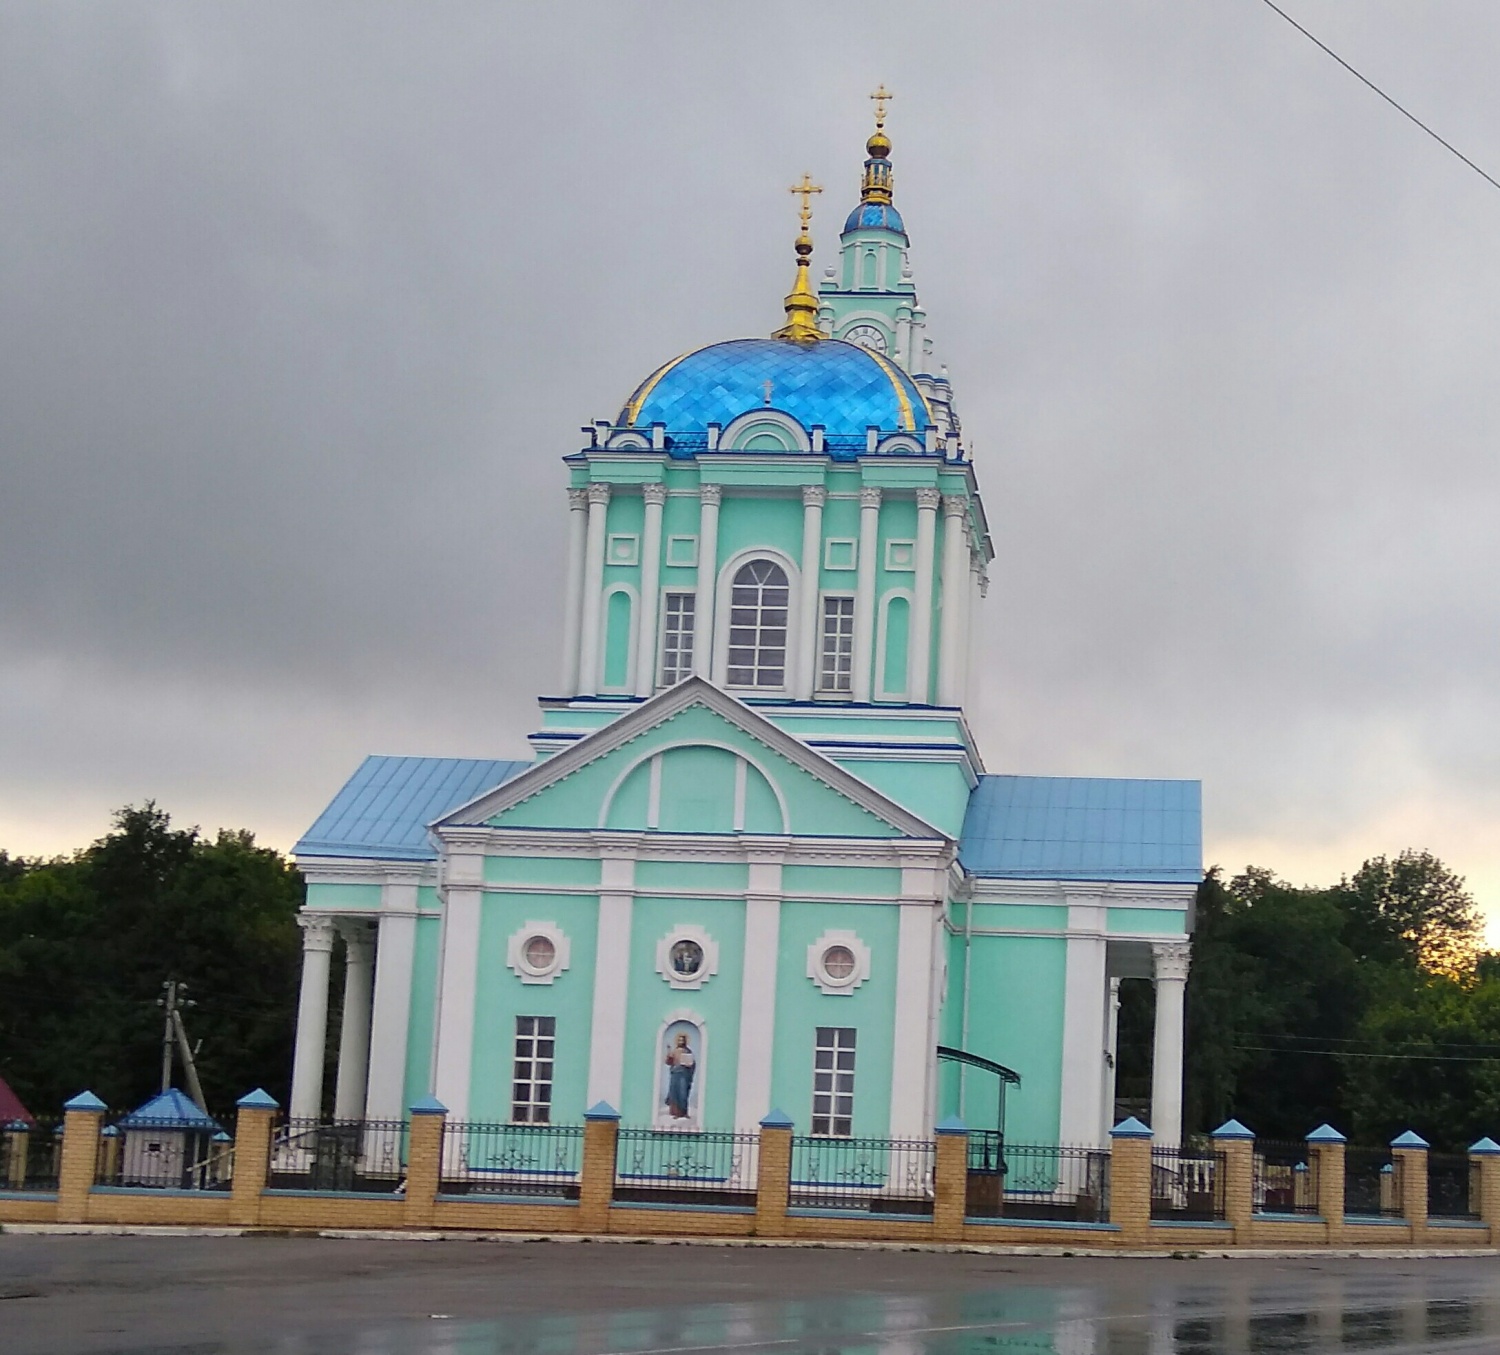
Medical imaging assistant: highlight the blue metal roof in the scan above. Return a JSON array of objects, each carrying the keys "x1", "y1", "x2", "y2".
[
  {"x1": 118, "y1": 1089, "x2": 222, "y2": 1131},
  {"x1": 295, "y1": 755, "x2": 529, "y2": 861},
  {"x1": 621, "y1": 338, "x2": 933, "y2": 440},
  {"x1": 843, "y1": 202, "x2": 906, "y2": 234},
  {"x1": 958, "y1": 775, "x2": 1202, "y2": 883}
]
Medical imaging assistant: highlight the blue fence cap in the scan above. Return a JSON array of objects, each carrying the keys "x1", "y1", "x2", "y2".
[
  {"x1": 1390, "y1": 1130, "x2": 1429, "y2": 1149},
  {"x1": 935, "y1": 1115, "x2": 968, "y2": 1136},
  {"x1": 236, "y1": 1088, "x2": 280, "y2": 1110},
  {"x1": 1110, "y1": 1115, "x2": 1153, "y2": 1139},
  {"x1": 759, "y1": 1108, "x2": 794, "y2": 1129},
  {"x1": 64, "y1": 1090, "x2": 107, "y2": 1112},
  {"x1": 409, "y1": 1095, "x2": 448, "y2": 1115},
  {"x1": 1470, "y1": 1137, "x2": 1500, "y2": 1156},
  {"x1": 1306, "y1": 1124, "x2": 1347, "y2": 1144},
  {"x1": 100, "y1": 1125, "x2": 121, "y2": 1138},
  {"x1": 1211, "y1": 1118, "x2": 1255, "y2": 1141},
  {"x1": 584, "y1": 1100, "x2": 621, "y2": 1121}
]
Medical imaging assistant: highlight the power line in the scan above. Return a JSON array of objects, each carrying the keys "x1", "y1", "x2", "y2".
[
  {"x1": 1235, "y1": 1044, "x2": 1500, "y2": 1064},
  {"x1": 1245, "y1": 1032, "x2": 1500, "y2": 1054},
  {"x1": 1256, "y1": 0, "x2": 1500, "y2": 195}
]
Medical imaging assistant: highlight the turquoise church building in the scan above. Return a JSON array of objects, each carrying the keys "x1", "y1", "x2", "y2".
[{"x1": 289, "y1": 108, "x2": 1201, "y2": 1151}]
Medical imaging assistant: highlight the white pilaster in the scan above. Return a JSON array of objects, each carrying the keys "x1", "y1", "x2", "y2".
[
  {"x1": 1150, "y1": 941, "x2": 1191, "y2": 1146},
  {"x1": 333, "y1": 920, "x2": 376, "y2": 1121},
  {"x1": 692, "y1": 484, "x2": 721, "y2": 679},
  {"x1": 577, "y1": 483, "x2": 611, "y2": 696},
  {"x1": 432, "y1": 851, "x2": 484, "y2": 1119},
  {"x1": 586, "y1": 847, "x2": 636, "y2": 1108},
  {"x1": 937, "y1": 495, "x2": 969, "y2": 707},
  {"x1": 364, "y1": 879, "x2": 418, "y2": 1121},
  {"x1": 793, "y1": 486, "x2": 826, "y2": 699},
  {"x1": 631, "y1": 483, "x2": 667, "y2": 696},
  {"x1": 559, "y1": 488, "x2": 589, "y2": 696},
  {"x1": 289, "y1": 915, "x2": 337, "y2": 1121},
  {"x1": 852, "y1": 486, "x2": 881, "y2": 703},
  {"x1": 734, "y1": 852, "x2": 783, "y2": 1129},
  {"x1": 889, "y1": 898, "x2": 938, "y2": 1139},
  {"x1": 1058, "y1": 898, "x2": 1109, "y2": 1147},
  {"x1": 909, "y1": 487, "x2": 940, "y2": 704}
]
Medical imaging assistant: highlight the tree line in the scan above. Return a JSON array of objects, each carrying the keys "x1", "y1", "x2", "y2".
[{"x1": 1, "y1": 803, "x2": 1495, "y2": 1145}]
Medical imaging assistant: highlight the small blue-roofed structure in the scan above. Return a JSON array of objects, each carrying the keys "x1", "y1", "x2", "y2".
[
  {"x1": 959, "y1": 775, "x2": 1201, "y2": 883},
  {"x1": 294, "y1": 755, "x2": 528, "y2": 860},
  {"x1": 114, "y1": 1090, "x2": 226, "y2": 1191}
]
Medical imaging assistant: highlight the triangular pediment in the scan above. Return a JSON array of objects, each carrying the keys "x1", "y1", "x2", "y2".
[{"x1": 435, "y1": 678, "x2": 947, "y2": 841}]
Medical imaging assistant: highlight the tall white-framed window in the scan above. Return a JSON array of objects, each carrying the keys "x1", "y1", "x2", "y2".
[
  {"x1": 811, "y1": 1026, "x2": 856, "y2": 1136},
  {"x1": 726, "y1": 559, "x2": 790, "y2": 688},
  {"x1": 659, "y1": 592, "x2": 696, "y2": 687},
  {"x1": 818, "y1": 595, "x2": 856, "y2": 693},
  {"x1": 512, "y1": 1015, "x2": 555, "y2": 1123}
]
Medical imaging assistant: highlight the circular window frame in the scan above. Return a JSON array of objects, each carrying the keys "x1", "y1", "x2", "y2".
[
  {"x1": 656, "y1": 925, "x2": 720, "y2": 991},
  {"x1": 807, "y1": 929, "x2": 871, "y2": 995},
  {"x1": 507, "y1": 920, "x2": 570, "y2": 985}
]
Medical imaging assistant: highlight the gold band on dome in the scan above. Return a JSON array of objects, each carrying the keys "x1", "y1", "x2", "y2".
[
  {"x1": 623, "y1": 348, "x2": 699, "y2": 426},
  {"x1": 863, "y1": 346, "x2": 929, "y2": 432}
]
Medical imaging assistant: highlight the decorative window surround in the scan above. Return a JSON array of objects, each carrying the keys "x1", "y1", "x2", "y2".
[
  {"x1": 824, "y1": 538, "x2": 858, "y2": 571},
  {"x1": 884, "y1": 539, "x2": 917, "y2": 572},
  {"x1": 807, "y1": 928, "x2": 871, "y2": 995},
  {"x1": 657, "y1": 924, "x2": 720, "y2": 990},
  {"x1": 665, "y1": 535, "x2": 699, "y2": 568},
  {"x1": 608, "y1": 534, "x2": 640, "y2": 566},
  {"x1": 507, "y1": 920, "x2": 572, "y2": 984}
]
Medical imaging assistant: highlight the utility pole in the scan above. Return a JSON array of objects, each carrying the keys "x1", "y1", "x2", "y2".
[{"x1": 157, "y1": 980, "x2": 209, "y2": 1111}]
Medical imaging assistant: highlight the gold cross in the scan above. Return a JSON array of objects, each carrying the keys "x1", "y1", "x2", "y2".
[
  {"x1": 788, "y1": 172, "x2": 823, "y2": 230},
  {"x1": 870, "y1": 84, "x2": 893, "y2": 128}
]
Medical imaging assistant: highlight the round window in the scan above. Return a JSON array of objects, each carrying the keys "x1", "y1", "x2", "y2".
[
  {"x1": 821, "y1": 945, "x2": 856, "y2": 981},
  {"x1": 670, "y1": 939, "x2": 705, "y2": 978},
  {"x1": 523, "y1": 934, "x2": 557, "y2": 972}
]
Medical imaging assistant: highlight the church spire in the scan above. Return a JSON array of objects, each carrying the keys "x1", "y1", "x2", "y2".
[
  {"x1": 773, "y1": 173, "x2": 823, "y2": 344},
  {"x1": 860, "y1": 84, "x2": 895, "y2": 206}
]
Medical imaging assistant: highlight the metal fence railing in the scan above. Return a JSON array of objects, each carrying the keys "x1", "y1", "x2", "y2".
[
  {"x1": 1345, "y1": 1146, "x2": 1401, "y2": 1218},
  {"x1": 1253, "y1": 1141, "x2": 1318, "y2": 1214},
  {"x1": 440, "y1": 1121, "x2": 583, "y2": 1198},
  {"x1": 1150, "y1": 1146, "x2": 1226, "y2": 1221},
  {"x1": 614, "y1": 1128, "x2": 758, "y2": 1207},
  {"x1": 1428, "y1": 1153, "x2": 1480, "y2": 1221},
  {"x1": 267, "y1": 1119, "x2": 408, "y2": 1194},
  {"x1": 967, "y1": 1140, "x2": 1108, "y2": 1222},
  {"x1": 1, "y1": 1119, "x2": 62, "y2": 1192},
  {"x1": 789, "y1": 1135, "x2": 935, "y2": 1216},
  {"x1": 94, "y1": 1117, "x2": 234, "y2": 1190}
]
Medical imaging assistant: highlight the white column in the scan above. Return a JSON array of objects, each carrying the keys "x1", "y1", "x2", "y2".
[
  {"x1": 1102, "y1": 976, "x2": 1122, "y2": 1141},
  {"x1": 937, "y1": 495, "x2": 969, "y2": 707},
  {"x1": 289, "y1": 915, "x2": 337, "y2": 1121},
  {"x1": 889, "y1": 898, "x2": 938, "y2": 1139},
  {"x1": 576, "y1": 482, "x2": 611, "y2": 696},
  {"x1": 1058, "y1": 898, "x2": 1109, "y2": 1146},
  {"x1": 431, "y1": 858, "x2": 483, "y2": 1119},
  {"x1": 363, "y1": 882, "x2": 418, "y2": 1121},
  {"x1": 852, "y1": 486, "x2": 881, "y2": 703},
  {"x1": 692, "y1": 484, "x2": 721, "y2": 679},
  {"x1": 734, "y1": 854, "x2": 783, "y2": 1129},
  {"x1": 633, "y1": 482, "x2": 667, "y2": 696},
  {"x1": 333, "y1": 920, "x2": 376, "y2": 1121},
  {"x1": 909, "y1": 487, "x2": 940, "y2": 705},
  {"x1": 559, "y1": 488, "x2": 589, "y2": 696},
  {"x1": 1150, "y1": 941, "x2": 1191, "y2": 1146},
  {"x1": 793, "y1": 485, "x2": 826, "y2": 699},
  {"x1": 586, "y1": 851, "x2": 636, "y2": 1108}
]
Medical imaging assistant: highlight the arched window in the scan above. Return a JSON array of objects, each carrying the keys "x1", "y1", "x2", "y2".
[{"x1": 727, "y1": 559, "x2": 789, "y2": 688}]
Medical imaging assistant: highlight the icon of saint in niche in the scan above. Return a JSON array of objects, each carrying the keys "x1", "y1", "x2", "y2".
[
  {"x1": 663, "y1": 1031, "x2": 697, "y2": 1119},
  {"x1": 670, "y1": 939, "x2": 704, "y2": 978}
]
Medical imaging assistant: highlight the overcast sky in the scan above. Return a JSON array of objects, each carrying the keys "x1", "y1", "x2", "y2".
[{"x1": 4, "y1": 2, "x2": 1500, "y2": 923}]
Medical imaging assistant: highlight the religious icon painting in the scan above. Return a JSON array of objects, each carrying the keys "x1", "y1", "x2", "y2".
[{"x1": 659, "y1": 1018, "x2": 702, "y2": 1126}]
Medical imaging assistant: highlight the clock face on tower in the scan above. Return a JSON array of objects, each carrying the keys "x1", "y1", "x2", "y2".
[{"x1": 841, "y1": 323, "x2": 889, "y2": 355}]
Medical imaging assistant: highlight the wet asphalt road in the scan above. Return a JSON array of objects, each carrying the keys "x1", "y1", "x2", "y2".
[{"x1": 2, "y1": 1235, "x2": 1499, "y2": 1354}]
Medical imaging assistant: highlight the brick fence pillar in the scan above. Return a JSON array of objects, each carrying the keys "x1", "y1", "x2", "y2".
[
  {"x1": 1211, "y1": 1118, "x2": 1255, "y2": 1241},
  {"x1": 228, "y1": 1088, "x2": 279, "y2": 1227},
  {"x1": 579, "y1": 1101, "x2": 620, "y2": 1233},
  {"x1": 404, "y1": 1096, "x2": 446, "y2": 1228},
  {"x1": 933, "y1": 1116, "x2": 968, "y2": 1242},
  {"x1": 1307, "y1": 1124, "x2": 1346, "y2": 1243},
  {"x1": 755, "y1": 1110, "x2": 793, "y2": 1237},
  {"x1": 1391, "y1": 1130, "x2": 1428, "y2": 1239},
  {"x1": 1109, "y1": 1115, "x2": 1153, "y2": 1245},
  {"x1": 56, "y1": 1090, "x2": 107, "y2": 1224},
  {"x1": 1469, "y1": 1137, "x2": 1500, "y2": 1241}
]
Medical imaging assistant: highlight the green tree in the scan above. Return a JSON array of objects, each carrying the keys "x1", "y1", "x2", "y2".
[{"x1": 1334, "y1": 850, "x2": 1482, "y2": 978}]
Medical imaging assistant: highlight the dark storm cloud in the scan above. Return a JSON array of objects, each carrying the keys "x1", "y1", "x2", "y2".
[{"x1": 4, "y1": 2, "x2": 1500, "y2": 904}]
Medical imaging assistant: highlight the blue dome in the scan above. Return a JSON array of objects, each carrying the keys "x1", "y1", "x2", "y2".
[
  {"x1": 621, "y1": 338, "x2": 932, "y2": 441},
  {"x1": 843, "y1": 202, "x2": 906, "y2": 234}
]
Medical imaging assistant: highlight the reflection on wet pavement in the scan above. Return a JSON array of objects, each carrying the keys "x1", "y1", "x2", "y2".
[{"x1": 237, "y1": 1269, "x2": 1500, "y2": 1355}]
